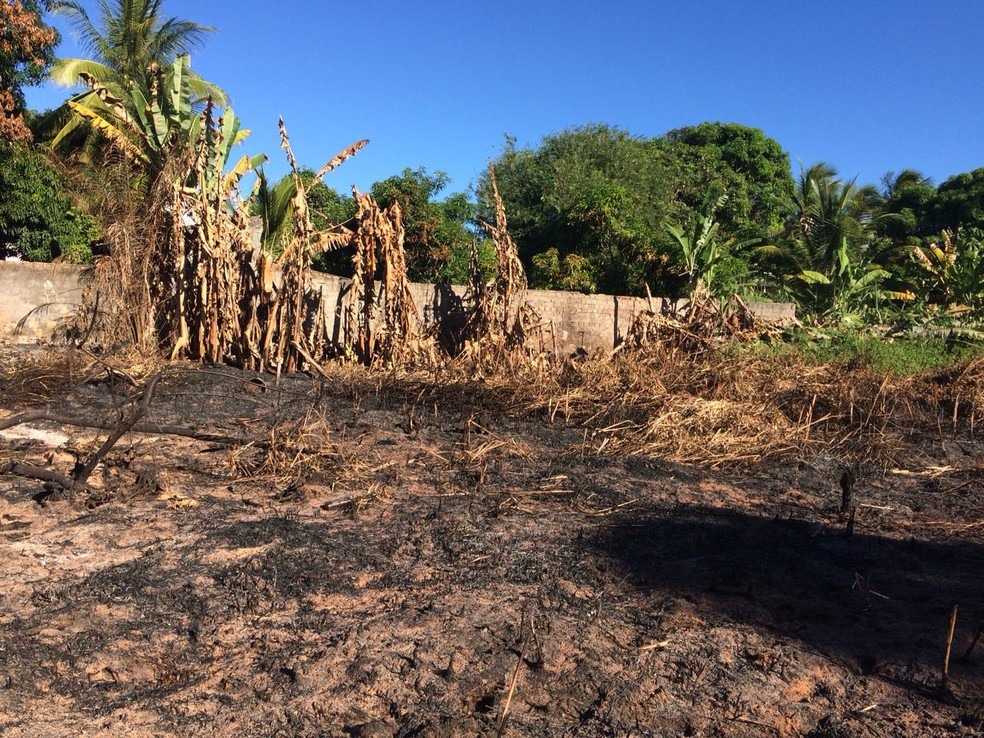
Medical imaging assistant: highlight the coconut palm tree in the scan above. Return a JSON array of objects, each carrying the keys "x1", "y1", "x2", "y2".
[
  {"x1": 759, "y1": 164, "x2": 901, "y2": 318},
  {"x1": 37, "y1": 0, "x2": 227, "y2": 170},
  {"x1": 49, "y1": 0, "x2": 224, "y2": 103},
  {"x1": 785, "y1": 163, "x2": 879, "y2": 277},
  {"x1": 881, "y1": 169, "x2": 933, "y2": 198}
]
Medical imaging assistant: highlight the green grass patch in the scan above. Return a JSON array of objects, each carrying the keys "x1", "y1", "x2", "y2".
[{"x1": 737, "y1": 330, "x2": 983, "y2": 377}]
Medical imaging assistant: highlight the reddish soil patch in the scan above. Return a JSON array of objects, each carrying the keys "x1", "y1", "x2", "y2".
[{"x1": 1, "y1": 351, "x2": 983, "y2": 736}]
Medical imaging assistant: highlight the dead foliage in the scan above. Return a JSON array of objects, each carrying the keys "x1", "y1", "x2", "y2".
[
  {"x1": 0, "y1": 349, "x2": 86, "y2": 406},
  {"x1": 509, "y1": 348, "x2": 984, "y2": 468},
  {"x1": 453, "y1": 162, "x2": 543, "y2": 372},
  {"x1": 80, "y1": 113, "x2": 367, "y2": 376},
  {"x1": 229, "y1": 405, "x2": 375, "y2": 501},
  {"x1": 623, "y1": 284, "x2": 776, "y2": 359},
  {"x1": 8, "y1": 116, "x2": 980, "y2": 479},
  {"x1": 66, "y1": 136, "x2": 555, "y2": 378},
  {"x1": 343, "y1": 188, "x2": 432, "y2": 367},
  {"x1": 476, "y1": 161, "x2": 528, "y2": 340}
]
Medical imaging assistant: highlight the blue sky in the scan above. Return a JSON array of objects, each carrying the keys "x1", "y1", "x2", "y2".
[{"x1": 25, "y1": 0, "x2": 984, "y2": 198}]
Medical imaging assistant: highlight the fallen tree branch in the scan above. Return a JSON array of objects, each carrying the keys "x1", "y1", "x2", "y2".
[
  {"x1": 0, "y1": 461, "x2": 76, "y2": 490},
  {"x1": 73, "y1": 371, "x2": 165, "y2": 486},
  {"x1": 0, "y1": 410, "x2": 256, "y2": 447}
]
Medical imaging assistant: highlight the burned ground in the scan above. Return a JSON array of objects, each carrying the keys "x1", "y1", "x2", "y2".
[{"x1": 1, "y1": 348, "x2": 983, "y2": 737}]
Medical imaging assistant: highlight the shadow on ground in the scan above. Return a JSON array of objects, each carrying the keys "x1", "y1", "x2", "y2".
[{"x1": 593, "y1": 504, "x2": 984, "y2": 688}]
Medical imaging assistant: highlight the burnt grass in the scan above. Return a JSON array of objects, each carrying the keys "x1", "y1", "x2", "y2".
[{"x1": 1, "y1": 358, "x2": 983, "y2": 737}]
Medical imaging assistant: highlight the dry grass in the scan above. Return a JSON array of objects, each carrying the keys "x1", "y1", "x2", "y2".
[
  {"x1": 0, "y1": 349, "x2": 87, "y2": 406},
  {"x1": 477, "y1": 347, "x2": 984, "y2": 469},
  {"x1": 5, "y1": 327, "x2": 981, "y2": 475}
]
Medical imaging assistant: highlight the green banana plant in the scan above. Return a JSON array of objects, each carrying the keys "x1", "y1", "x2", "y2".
[
  {"x1": 50, "y1": 55, "x2": 261, "y2": 195},
  {"x1": 664, "y1": 191, "x2": 758, "y2": 296},
  {"x1": 250, "y1": 168, "x2": 298, "y2": 254},
  {"x1": 911, "y1": 229, "x2": 984, "y2": 315},
  {"x1": 790, "y1": 236, "x2": 912, "y2": 321}
]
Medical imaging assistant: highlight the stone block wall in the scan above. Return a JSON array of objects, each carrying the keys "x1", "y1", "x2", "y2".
[
  {"x1": 0, "y1": 262, "x2": 85, "y2": 342},
  {"x1": 0, "y1": 262, "x2": 796, "y2": 353}
]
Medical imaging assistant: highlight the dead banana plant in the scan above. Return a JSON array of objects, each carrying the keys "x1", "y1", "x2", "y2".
[
  {"x1": 344, "y1": 189, "x2": 427, "y2": 367},
  {"x1": 87, "y1": 105, "x2": 367, "y2": 376},
  {"x1": 458, "y1": 161, "x2": 540, "y2": 371}
]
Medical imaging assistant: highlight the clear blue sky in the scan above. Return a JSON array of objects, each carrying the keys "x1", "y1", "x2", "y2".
[{"x1": 25, "y1": 0, "x2": 984, "y2": 198}]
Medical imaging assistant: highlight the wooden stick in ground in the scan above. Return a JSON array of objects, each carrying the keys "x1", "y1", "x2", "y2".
[
  {"x1": 939, "y1": 604, "x2": 959, "y2": 698},
  {"x1": 497, "y1": 618, "x2": 528, "y2": 737},
  {"x1": 840, "y1": 467, "x2": 856, "y2": 514}
]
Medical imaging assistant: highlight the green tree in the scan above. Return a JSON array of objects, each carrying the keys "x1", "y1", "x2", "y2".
[
  {"x1": 911, "y1": 228, "x2": 984, "y2": 315},
  {"x1": 875, "y1": 169, "x2": 936, "y2": 246},
  {"x1": 0, "y1": 0, "x2": 58, "y2": 141},
  {"x1": 480, "y1": 123, "x2": 795, "y2": 297},
  {"x1": 480, "y1": 125, "x2": 676, "y2": 295},
  {"x1": 370, "y1": 167, "x2": 475, "y2": 283},
  {"x1": 933, "y1": 168, "x2": 984, "y2": 232},
  {"x1": 530, "y1": 248, "x2": 596, "y2": 292},
  {"x1": 49, "y1": 53, "x2": 253, "y2": 194},
  {"x1": 0, "y1": 141, "x2": 98, "y2": 261},
  {"x1": 663, "y1": 191, "x2": 760, "y2": 296},
  {"x1": 660, "y1": 122, "x2": 795, "y2": 241},
  {"x1": 252, "y1": 167, "x2": 355, "y2": 273},
  {"x1": 788, "y1": 164, "x2": 878, "y2": 273}
]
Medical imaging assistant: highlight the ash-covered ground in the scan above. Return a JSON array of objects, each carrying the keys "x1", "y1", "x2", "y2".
[{"x1": 1, "y1": 353, "x2": 983, "y2": 737}]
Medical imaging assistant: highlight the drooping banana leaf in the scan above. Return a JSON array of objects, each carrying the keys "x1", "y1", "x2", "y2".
[{"x1": 66, "y1": 98, "x2": 148, "y2": 164}]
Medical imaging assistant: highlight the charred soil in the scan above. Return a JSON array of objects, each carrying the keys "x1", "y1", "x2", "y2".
[{"x1": 1, "y1": 346, "x2": 983, "y2": 737}]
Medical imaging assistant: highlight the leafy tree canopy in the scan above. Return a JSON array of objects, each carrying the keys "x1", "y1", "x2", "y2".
[
  {"x1": 40, "y1": 0, "x2": 227, "y2": 173},
  {"x1": 0, "y1": 0, "x2": 58, "y2": 141},
  {"x1": 480, "y1": 122, "x2": 794, "y2": 296},
  {"x1": 660, "y1": 122, "x2": 795, "y2": 240},
  {"x1": 479, "y1": 125, "x2": 672, "y2": 294},
  {"x1": 370, "y1": 167, "x2": 475, "y2": 283},
  {"x1": 0, "y1": 141, "x2": 98, "y2": 261},
  {"x1": 877, "y1": 169, "x2": 936, "y2": 244},
  {"x1": 252, "y1": 167, "x2": 355, "y2": 274},
  {"x1": 934, "y1": 167, "x2": 984, "y2": 232}
]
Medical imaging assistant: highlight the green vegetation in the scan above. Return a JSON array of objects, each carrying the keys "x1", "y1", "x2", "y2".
[
  {"x1": 739, "y1": 329, "x2": 983, "y2": 377},
  {"x1": 50, "y1": 0, "x2": 215, "y2": 93},
  {"x1": 0, "y1": 142, "x2": 98, "y2": 262},
  {"x1": 477, "y1": 123, "x2": 794, "y2": 297}
]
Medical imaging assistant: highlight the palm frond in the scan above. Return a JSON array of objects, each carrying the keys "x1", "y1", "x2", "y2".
[{"x1": 49, "y1": 58, "x2": 117, "y2": 88}]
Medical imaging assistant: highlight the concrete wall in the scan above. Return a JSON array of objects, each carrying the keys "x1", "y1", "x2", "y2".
[
  {"x1": 0, "y1": 262, "x2": 85, "y2": 343},
  {"x1": 307, "y1": 272, "x2": 795, "y2": 355},
  {"x1": 0, "y1": 262, "x2": 795, "y2": 352}
]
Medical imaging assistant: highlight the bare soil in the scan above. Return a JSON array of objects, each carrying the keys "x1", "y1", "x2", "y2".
[{"x1": 1, "y1": 348, "x2": 983, "y2": 737}]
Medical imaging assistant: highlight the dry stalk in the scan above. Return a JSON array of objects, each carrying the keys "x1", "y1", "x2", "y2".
[
  {"x1": 623, "y1": 285, "x2": 766, "y2": 358},
  {"x1": 74, "y1": 113, "x2": 366, "y2": 376},
  {"x1": 344, "y1": 189, "x2": 429, "y2": 367},
  {"x1": 459, "y1": 161, "x2": 542, "y2": 373}
]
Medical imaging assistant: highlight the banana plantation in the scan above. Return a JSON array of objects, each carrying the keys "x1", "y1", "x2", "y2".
[{"x1": 3, "y1": 2, "x2": 984, "y2": 354}]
